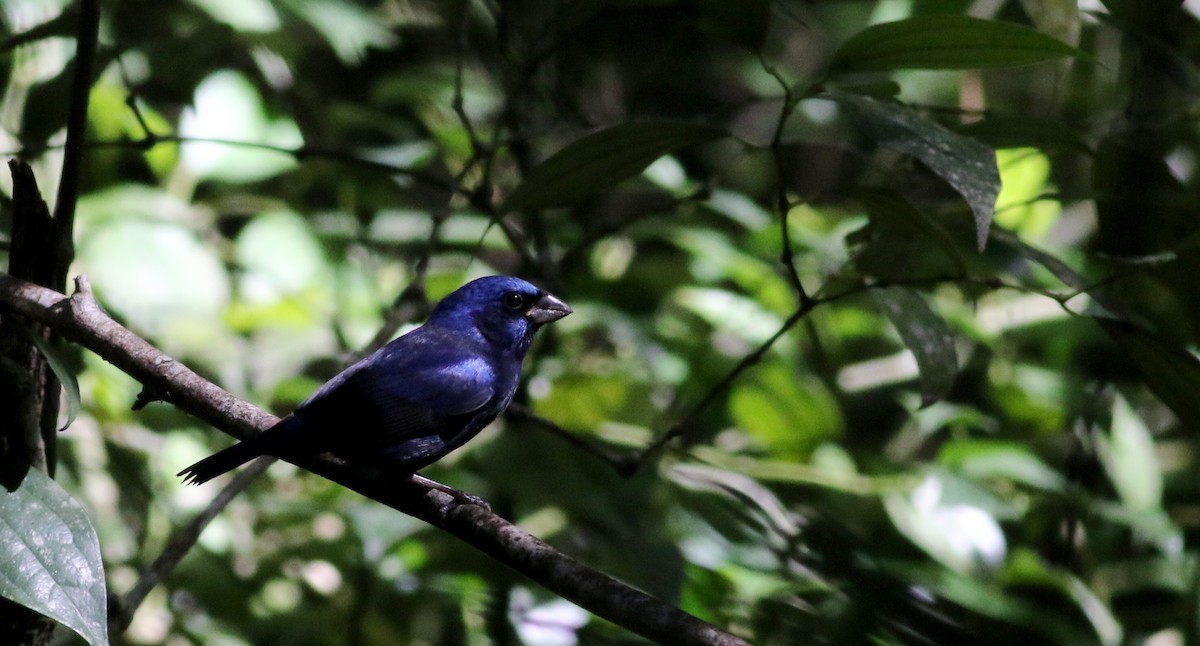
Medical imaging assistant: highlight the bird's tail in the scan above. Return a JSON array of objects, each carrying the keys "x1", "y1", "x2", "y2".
[{"x1": 177, "y1": 418, "x2": 296, "y2": 486}]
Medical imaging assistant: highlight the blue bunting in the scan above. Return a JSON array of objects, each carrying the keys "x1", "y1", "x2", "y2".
[{"x1": 178, "y1": 276, "x2": 571, "y2": 485}]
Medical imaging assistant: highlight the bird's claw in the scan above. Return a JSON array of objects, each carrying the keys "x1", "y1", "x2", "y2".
[
  {"x1": 411, "y1": 473, "x2": 491, "y2": 513},
  {"x1": 453, "y1": 490, "x2": 491, "y2": 512}
]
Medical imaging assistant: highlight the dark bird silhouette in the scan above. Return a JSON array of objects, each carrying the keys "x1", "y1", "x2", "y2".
[{"x1": 178, "y1": 276, "x2": 571, "y2": 486}]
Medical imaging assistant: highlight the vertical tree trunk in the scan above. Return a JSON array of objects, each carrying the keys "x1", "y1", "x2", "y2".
[{"x1": 0, "y1": 162, "x2": 61, "y2": 644}]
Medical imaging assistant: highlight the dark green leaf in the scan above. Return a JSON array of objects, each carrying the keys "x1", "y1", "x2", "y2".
[
  {"x1": 503, "y1": 121, "x2": 726, "y2": 210},
  {"x1": 830, "y1": 91, "x2": 1000, "y2": 250},
  {"x1": 854, "y1": 188, "x2": 968, "y2": 275},
  {"x1": 829, "y1": 15, "x2": 1091, "y2": 73},
  {"x1": 0, "y1": 470, "x2": 108, "y2": 646},
  {"x1": 1102, "y1": 321, "x2": 1200, "y2": 432},
  {"x1": 697, "y1": 0, "x2": 770, "y2": 51},
  {"x1": 958, "y1": 116, "x2": 1092, "y2": 154},
  {"x1": 873, "y1": 286, "x2": 958, "y2": 406}
]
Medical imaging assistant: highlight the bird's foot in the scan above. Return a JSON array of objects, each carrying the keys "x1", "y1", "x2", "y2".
[{"x1": 410, "y1": 473, "x2": 492, "y2": 513}]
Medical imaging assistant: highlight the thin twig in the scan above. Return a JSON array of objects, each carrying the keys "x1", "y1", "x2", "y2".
[
  {"x1": 637, "y1": 269, "x2": 1089, "y2": 465},
  {"x1": 639, "y1": 301, "x2": 816, "y2": 463},
  {"x1": 762, "y1": 59, "x2": 809, "y2": 305},
  {"x1": 506, "y1": 403, "x2": 638, "y2": 475},
  {"x1": 50, "y1": 0, "x2": 100, "y2": 290},
  {"x1": 110, "y1": 456, "x2": 274, "y2": 635},
  {"x1": 6, "y1": 136, "x2": 460, "y2": 195}
]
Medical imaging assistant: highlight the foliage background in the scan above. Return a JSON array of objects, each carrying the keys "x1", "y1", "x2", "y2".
[{"x1": 3, "y1": 0, "x2": 1199, "y2": 644}]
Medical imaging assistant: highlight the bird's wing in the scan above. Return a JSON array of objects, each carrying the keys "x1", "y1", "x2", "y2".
[{"x1": 295, "y1": 337, "x2": 497, "y2": 445}]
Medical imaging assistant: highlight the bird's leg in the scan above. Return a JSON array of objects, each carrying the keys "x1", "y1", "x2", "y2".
[{"x1": 410, "y1": 473, "x2": 491, "y2": 511}]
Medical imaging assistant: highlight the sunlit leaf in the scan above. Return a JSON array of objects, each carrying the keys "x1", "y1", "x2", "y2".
[
  {"x1": 994, "y1": 148, "x2": 1060, "y2": 240},
  {"x1": 884, "y1": 473, "x2": 1006, "y2": 574},
  {"x1": 873, "y1": 286, "x2": 958, "y2": 406},
  {"x1": 179, "y1": 70, "x2": 302, "y2": 183},
  {"x1": 235, "y1": 211, "x2": 330, "y2": 300},
  {"x1": 938, "y1": 439, "x2": 1065, "y2": 491},
  {"x1": 190, "y1": 0, "x2": 280, "y2": 32},
  {"x1": 504, "y1": 121, "x2": 726, "y2": 210},
  {"x1": 828, "y1": 91, "x2": 1000, "y2": 250},
  {"x1": 728, "y1": 361, "x2": 842, "y2": 458},
  {"x1": 282, "y1": 0, "x2": 396, "y2": 63},
  {"x1": 829, "y1": 15, "x2": 1090, "y2": 73},
  {"x1": 1096, "y1": 395, "x2": 1162, "y2": 510},
  {"x1": 76, "y1": 203, "x2": 230, "y2": 338},
  {"x1": 0, "y1": 470, "x2": 107, "y2": 646}
]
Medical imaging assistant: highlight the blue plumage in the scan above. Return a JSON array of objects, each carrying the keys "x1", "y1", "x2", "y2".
[{"x1": 178, "y1": 276, "x2": 571, "y2": 486}]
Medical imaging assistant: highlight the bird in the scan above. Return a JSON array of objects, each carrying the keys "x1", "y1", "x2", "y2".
[{"x1": 178, "y1": 275, "x2": 571, "y2": 486}]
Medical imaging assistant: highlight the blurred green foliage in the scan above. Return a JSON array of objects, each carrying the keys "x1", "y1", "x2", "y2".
[{"x1": 4, "y1": 0, "x2": 1200, "y2": 644}]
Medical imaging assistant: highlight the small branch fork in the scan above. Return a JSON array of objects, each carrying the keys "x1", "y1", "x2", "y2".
[{"x1": 0, "y1": 272, "x2": 749, "y2": 646}]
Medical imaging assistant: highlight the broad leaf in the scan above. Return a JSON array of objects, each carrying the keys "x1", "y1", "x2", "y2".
[
  {"x1": 1102, "y1": 321, "x2": 1200, "y2": 433},
  {"x1": 829, "y1": 15, "x2": 1090, "y2": 73},
  {"x1": 874, "y1": 286, "x2": 958, "y2": 406},
  {"x1": 0, "y1": 469, "x2": 108, "y2": 646},
  {"x1": 854, "y1": 188, "x2": 967, "y2": 275},
  {"x1": 504, "y1": 121, "x2": 726, "y2": 210},
  {"x1": 830, "y1": 91, "x2": 1000, "y2": 250},
  {"x1": 958, "y1": 116, "x2": 1091, "y2": 154},
  {"x1": 1097, "y1": 395, "x2": 1162, "y2": 511}
]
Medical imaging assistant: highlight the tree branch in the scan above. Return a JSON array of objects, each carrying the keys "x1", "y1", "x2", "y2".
[
  {"x1": 0, "y1": 272, "x2": 749, "y2": 646},
  {"x1": 109, "y1": 456, "x2": 274, "y2": 635},
  {"x1": 50, "y1": 0, "x2": 100, "y2": 290}
]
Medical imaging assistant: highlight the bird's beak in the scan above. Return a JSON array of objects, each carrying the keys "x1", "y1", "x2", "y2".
[{"x1": 527, "y1": 292, "x2": 572, "y2": 324}]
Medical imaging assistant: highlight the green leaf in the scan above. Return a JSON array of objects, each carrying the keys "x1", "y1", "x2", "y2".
[
  {"x1": 1101, "y1": 321, "x2": 1200, "y2": 432},
  {"x1": 0, "y1": 470, "x2": 108, "y2": 646},
  {"x1": 830, "y1": 91, "x2": 1000, "y2": 250},
  {"x1": 958, "y1": 116, "x2": 1092, "y2": 154},
  {"x1": 853, "y1": 188, "x2": 967, "y2": 275},
  {"x1": 884, "y1": 473, "x2": 1007, "y2": 573},
  {"x1": 13, "y1": 319, "x2": 80, "y2": 431},
  {"x1": 829, "y1": 15, "x2": 1091, "y2": 73},
  {"x1": 727, "y1": 361, "x2": 843, "y2": 458},
  {"x1": 1096, "y1": 395, "x2": 1162, "y2": 510},
  {"x1": 938, "y1": 439, "x2": 1065, "y2": 491},
  {"x1": 504, "y1": 121, "x2": 726, "y2": 210},
  {"x1": 873, "y1": 286, "x2": 958, "y2": 406}
]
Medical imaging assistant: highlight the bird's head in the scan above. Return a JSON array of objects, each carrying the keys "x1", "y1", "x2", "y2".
[{"x1": 428, "y1": 276, "x2": 571, "y2": 353}]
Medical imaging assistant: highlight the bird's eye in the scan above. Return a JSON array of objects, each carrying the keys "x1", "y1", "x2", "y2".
[{"x1": 502, "y1": 292, "x2": 526, "y2": 311}]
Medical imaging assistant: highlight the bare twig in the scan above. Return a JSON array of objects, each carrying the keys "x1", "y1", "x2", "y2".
[
  {"x1": 110, "y1": 456, "x2": 274, "y2": 634},
  {"x1": 762, "y1": 60, "x2": 810, "y2": 305},
  {"x1": 639, "y1": 302, "x2": 815, "y2": 463},
  {"x1": 5, "y1": 136, "x2": 461, "y2": 195},
  {"x1": 50, "y1": 0, "x2": 100, "y2": 290},
  {"x1": 0, "y1": 272, "x2": 748, "y2": 646},
  {"x1": 506, "y1": 403, "x2": 639, "y2": 475}
]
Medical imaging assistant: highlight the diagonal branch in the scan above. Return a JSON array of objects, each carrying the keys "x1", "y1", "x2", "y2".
[
  {"x1": 0, "y1": 272, "x2": 749, "y2": 646},
  {"x1": 109, "y1": 456, "x2": 274, "y2": 635}
]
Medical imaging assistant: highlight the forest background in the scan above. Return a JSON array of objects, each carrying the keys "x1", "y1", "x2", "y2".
[{"x1": 1, "y1": 0, "x2": 1198, "y2": 644}]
